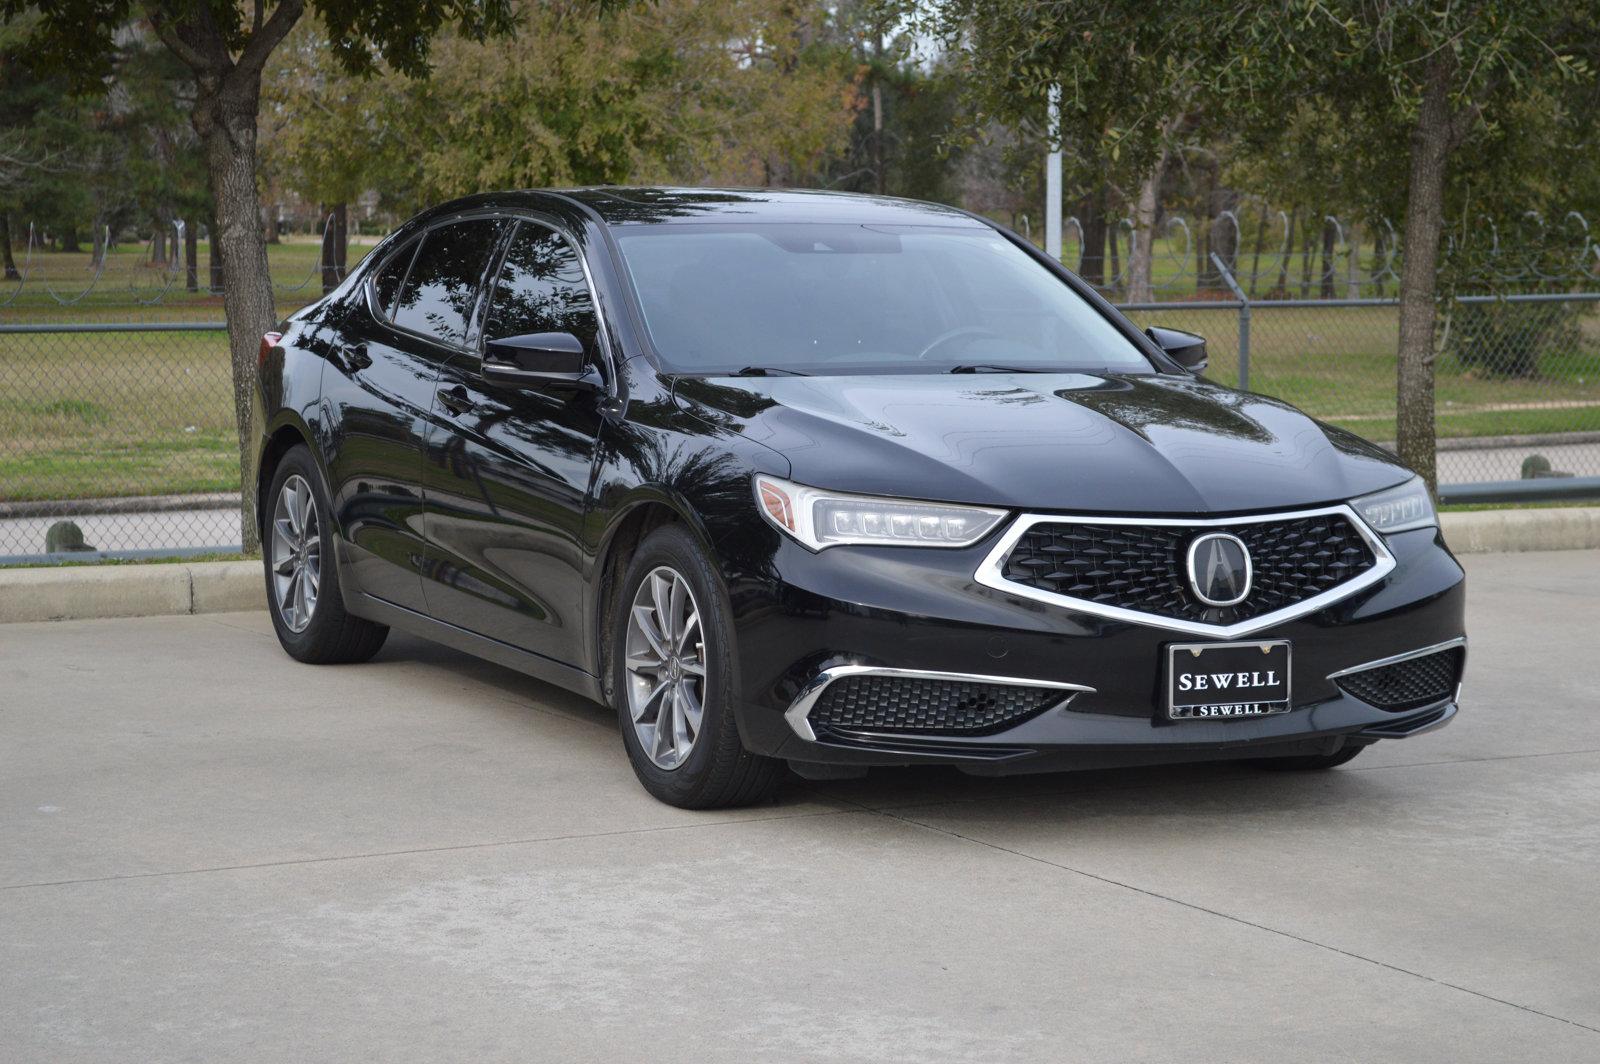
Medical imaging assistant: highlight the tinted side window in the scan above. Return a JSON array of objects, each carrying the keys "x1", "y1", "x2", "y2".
[
  {"x1": 392, "y1": 218, "x2": 505, "y2": 345},
  {"x1": 372, "y1": 238, "x2": 419, "y2": 319},
  {"x1": 483, "y1": 222, "x2": 600, "y2": 353}
]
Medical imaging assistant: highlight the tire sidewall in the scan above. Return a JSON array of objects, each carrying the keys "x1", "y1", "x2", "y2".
[{"x1": 612, "y1": 525, "x2": 739, "y2": 803}]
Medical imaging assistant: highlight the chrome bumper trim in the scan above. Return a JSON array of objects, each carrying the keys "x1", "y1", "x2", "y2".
[
  {"x1": 1326, "y1": 636, "x2": 1468, "y2": 681},
  {"x1": 784, "y1": 666, "x2": 1095, "y2": 742}
]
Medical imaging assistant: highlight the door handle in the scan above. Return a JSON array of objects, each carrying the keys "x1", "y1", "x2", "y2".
[{"x1": 437, "y1": 385, "x2": 476, "y2": 417}]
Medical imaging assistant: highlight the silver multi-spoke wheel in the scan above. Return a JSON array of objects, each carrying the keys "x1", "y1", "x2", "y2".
[
  {"x1": 624, "y1": 566, "x2": 707, "y2": 770},
  {"x1": 270, "y1": 473, "x2": 321, "y2": 634}
]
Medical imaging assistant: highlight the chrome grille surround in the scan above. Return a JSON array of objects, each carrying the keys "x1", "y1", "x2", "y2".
[{"x1": 974, "y1": 505, "x2": 1397, "y2": 639}]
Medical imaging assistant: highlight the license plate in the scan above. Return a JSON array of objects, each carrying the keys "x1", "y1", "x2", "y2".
[{"x1": 1167, "y1": 640, "x2": 1291, "y2": 720}]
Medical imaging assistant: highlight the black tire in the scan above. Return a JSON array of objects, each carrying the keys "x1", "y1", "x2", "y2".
[
  {"x1": 611, "y1": 524, "x2": 784, "y2": 809},
  {"x1": 1252, "y1": 741, "x2": 1368, "y2": 771},
  {"x1": 262, "y1": 445, "x2": 388, "y2": 665}
]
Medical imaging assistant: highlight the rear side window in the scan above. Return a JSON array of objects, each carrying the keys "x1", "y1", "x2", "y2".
[
  {"x1": 482, "y1": 221, "x2": 600, "y2": 353},
  {"x1": 391, "y1": 218, "x2": 505, "y2": 346},
  {"x1": 372, "y1": 238, "x2": 418, "y2": 319}
]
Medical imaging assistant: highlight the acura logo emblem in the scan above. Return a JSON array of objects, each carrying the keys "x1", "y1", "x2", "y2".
[{"x1": 1187, "y1": 532, "x2": 1252, "y2": 607}]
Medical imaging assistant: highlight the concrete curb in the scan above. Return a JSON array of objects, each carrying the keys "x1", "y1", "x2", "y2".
[
  {"x1": 0, "y1": 560, "x2": 264, "y2": 624},
  {"x1": 1441, "y1": 507, "x2": 1600, "y2": 554},
  {"x1": 1, "y1": 510, "x2": 1597, "y2": 624}
]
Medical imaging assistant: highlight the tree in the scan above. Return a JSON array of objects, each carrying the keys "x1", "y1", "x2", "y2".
[
  {"x1": 1206, "y1": 1, "x2": 1600, "y2": 489},
  {"x1": 925, "y1": 1, "x2": 1204, "y2": 300},
  {"x1": 5, "y1": 0, "x2": 519, "y2": 549}
]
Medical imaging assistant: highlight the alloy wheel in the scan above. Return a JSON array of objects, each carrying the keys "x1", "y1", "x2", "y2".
[
  {"x1": 624, "y1": 566, "x2": 707, "y2": 770},
  {"x1": 270, "y1": 474, "x2": 321, "y2": 634}
]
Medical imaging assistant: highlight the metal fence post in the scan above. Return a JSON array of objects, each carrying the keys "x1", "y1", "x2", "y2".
[{"x1": 1210, "y1": 252, "x2": 1250, "y2": 390}]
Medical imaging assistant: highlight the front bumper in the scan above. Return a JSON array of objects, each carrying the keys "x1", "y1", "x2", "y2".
[{"x1": 722, "y1": 523, "x2": 1466, "y2": 773}]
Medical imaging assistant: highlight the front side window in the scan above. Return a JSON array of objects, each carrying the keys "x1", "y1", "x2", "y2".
[
  {"x1": 612, "y1": 223, "x2": 1154, "y2": 376},
  {"x1": 482, "y1": 221, "x2": 600, "y2": 353},
  {"x1": 391, "y1": 218, "x2": 505, "y2": 346}
]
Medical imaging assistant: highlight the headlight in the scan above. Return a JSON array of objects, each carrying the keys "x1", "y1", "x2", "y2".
[
  {"x1": 1352, "y1": 476, "x2": 1437, "y2": 534},
  {"x1": 754, "y1": 475, "x2": 1007, "y2": 550}
]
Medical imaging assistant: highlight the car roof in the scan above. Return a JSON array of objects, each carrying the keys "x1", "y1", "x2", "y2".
[{"x1": 416, "y1": 187, "x2": 989, "y2": 229}]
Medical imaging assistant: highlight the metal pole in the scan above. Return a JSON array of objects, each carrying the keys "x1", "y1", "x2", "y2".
[
  {"x1": 1045, "y1": 85, "x2": 1062, "y2": 261},
  {"x1": 1210, "y1": 251, "x2": 1250, "y2": 390}
]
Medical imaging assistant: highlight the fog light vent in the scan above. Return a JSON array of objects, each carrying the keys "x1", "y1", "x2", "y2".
[
  {"x1": 1335, "y1": 646, "x2": 1463, "y2": 712},
  {"x1": 809, "y1": 675, "x2": 1064, "y2": 735}
]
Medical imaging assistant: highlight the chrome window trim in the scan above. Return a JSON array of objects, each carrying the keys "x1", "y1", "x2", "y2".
[
  {"x1": 973, "y1": 504, "x2": 1398, "y2": 640},
  {"x1": 1326, "y1": 636, "x2": 1467, "y2": 681},
  {"x1": 784, "y1": 665, "x2": 1094, "y2": 742}
]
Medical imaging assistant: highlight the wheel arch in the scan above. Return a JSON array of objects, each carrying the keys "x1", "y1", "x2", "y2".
[
  {"x1": 589, "y1": 490, "x2": 724, "y2": 701},
  {"x1": 255, "y1": 414, "x2": 325, "y2": 541}
]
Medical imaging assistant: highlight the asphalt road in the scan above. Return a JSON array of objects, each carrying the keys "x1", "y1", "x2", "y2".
[{"x1": 2, "y1": 550, "x2": 1598, "y2": 1062}]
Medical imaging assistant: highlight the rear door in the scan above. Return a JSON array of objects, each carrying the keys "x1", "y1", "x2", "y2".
[
  {"x1": 420, "y1": 218, "x2": 610, "y2": 665},
  {"x1": 321, "y1": 217, "x2": 505, "y2": 611}
]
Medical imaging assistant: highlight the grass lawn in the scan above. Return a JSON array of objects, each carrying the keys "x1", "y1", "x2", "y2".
[{"x1": 1, "y1": 235, "x2": 380, "y2": 323}]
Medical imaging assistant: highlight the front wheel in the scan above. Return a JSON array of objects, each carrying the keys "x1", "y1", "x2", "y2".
[{"x1": 612, "y1": 525, "x2": 783, "y2": 808}]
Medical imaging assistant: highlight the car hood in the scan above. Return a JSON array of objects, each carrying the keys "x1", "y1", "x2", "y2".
[{"x1": 672, "y1": 372, "x2": 1412, "y2": 514}]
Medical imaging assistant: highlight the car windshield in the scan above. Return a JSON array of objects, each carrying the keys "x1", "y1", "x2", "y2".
[{"x1": 612, "y1": 223, "x2": 1154, "y2": 376}]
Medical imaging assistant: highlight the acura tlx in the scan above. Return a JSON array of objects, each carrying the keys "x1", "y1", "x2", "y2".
[{"x1": 251, "y1": 187, "x2": 1465, "y2": 808}]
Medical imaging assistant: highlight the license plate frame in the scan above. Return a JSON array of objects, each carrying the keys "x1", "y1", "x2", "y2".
[{"x1": 1167, "y1": 640, "x2": 1292, "y2": 720}]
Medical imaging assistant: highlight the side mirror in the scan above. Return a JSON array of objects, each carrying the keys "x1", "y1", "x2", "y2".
[
  {"x1": 1146, "y1": 326, "x2": 1208, "y2": 373},
  {"x1": 483, "y1": 331, "x2": 603, "y2": 392}
]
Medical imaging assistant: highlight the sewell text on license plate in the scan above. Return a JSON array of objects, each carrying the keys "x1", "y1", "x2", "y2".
[{"x1": 1167, "y1": 640, "x2": 1291, "y2": 720}]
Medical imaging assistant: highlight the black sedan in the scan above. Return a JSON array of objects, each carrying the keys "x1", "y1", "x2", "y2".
[{"x1": 251, "y1": 187, "x2": 1466, "y2": 808}]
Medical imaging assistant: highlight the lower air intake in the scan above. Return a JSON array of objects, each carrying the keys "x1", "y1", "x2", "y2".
[
  {"x1": 1336, "y1": 646, "x2": 1464, "y2": 712},
  {"x1": 808, "y1": 675, "x2": 1066, "y2": 735}
]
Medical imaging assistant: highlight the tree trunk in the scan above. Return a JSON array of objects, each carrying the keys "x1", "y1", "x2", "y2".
[
  {"x1": 265, "y1": 204, "x2": 280, "y2": 244},
  {"x1": 1247, "y1": 203, "x2": 1269, "y2": 297},
  {"x1": 1107, "y1": 211, "x2": 1121, "y2": 289},
  {"x1": 1079, "y1": 188, "x2": 1107, "y2": 287},
  {"x1": 184, "y1": 218, "x2": 199, "y2": 292},
  {"x1": 194, "y1": 77, "x2": 280, "y2": 554},
  {"x1": 1127, "y1": 151, "x2": 1168, "y2": 303},
  {"x1": 153, "y1": 223, "x2": 167, "y2": 267},
  {"x1": 1274, "y1": 207, "x2": 1297, "y2": 296},
  {"x1": 1394, "y1": 56, "x2": 1457, "y2": 492},
  {"x1": 61, "y1": 225, "x2": 80, "y2": 254},
  {"x1": 1345, "y1": 221, "x2": 1362, "y2": 299},
  {"x1": 1298, "y1": 222, "x2": 1314, "y2": 298},
  {"x1": 92, "y1": 222, "x2": 107, "y2": 268},
  {"x1": 1, "y1": 215, "x2": 18, "y2": 281},
  {"x1": 321, "y1": 202, "x2": 347, "y2": 293},
  {"x1": 1319, "y1": 220, "x2": 1336, "y2": 299},
  {"x1": 207, "y1": 213, "x2": 224, "y2": 293}
]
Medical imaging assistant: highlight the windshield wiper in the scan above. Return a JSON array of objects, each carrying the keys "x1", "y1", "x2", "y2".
[
  {"x1": 731, "y1": 366, "x2": 810, "y2": 377},
  {"x1": 948, "y1": 364, "x2": 1049, "y2": 374}
]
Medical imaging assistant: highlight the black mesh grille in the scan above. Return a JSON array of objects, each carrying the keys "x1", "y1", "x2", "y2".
[
  {"x1": 809, "y1": 675, "x2": 1064, "y2": 735},
  {"x1": 1001, "y1": 514, "x2": 1376, "y2": 624},
  {"x1": 1336, "y1": 646, "x2": 1464, "y2": 712}
]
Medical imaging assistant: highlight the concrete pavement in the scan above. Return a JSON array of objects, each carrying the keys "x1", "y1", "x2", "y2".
[{"x1": 2, "y1": 551, "x2": 1598, "y2": 1062}]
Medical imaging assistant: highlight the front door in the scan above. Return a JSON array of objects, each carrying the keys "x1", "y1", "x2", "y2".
[
  {"x1": 421, "y1": 219, "x2": 608, "y2": 666},
  {"x1": 323, "y1": 217, "x2": 506, "y2": 611}
]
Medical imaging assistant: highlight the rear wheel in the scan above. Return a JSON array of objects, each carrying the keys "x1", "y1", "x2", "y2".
[
  {"x1": 264, "y1": 445, "x2": 388, "y2": 664},
  {"x1": 1252, "y1": 741, "x2": 1368, "y2": 771},
  {"x1": 612, "y1": 524, "x2": 783, "y2": 808}
]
